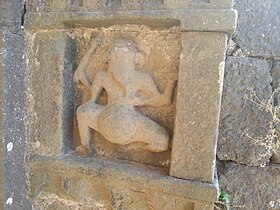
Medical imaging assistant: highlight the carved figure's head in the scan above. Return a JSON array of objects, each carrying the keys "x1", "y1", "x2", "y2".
[{"x1": 108, "y1": 39, "x2": 137, "y2": 85}]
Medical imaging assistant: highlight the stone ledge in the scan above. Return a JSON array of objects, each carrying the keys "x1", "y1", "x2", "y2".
[
  {"x1": 28, "y1": 155, "x2": 218, "y2": 203},
  {"x1": 26, "y1": 0, "x2": 232, "y2": 13},
  {"x1": 25, "y1": 9, "x2": 237, "y2": 35}
]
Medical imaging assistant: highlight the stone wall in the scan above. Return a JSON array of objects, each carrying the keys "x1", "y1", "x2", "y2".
[
  {"x1": 0, "y1": 0, "x2": 32, "y2": 209},
  {"x1": 1, "y1": 0, "x2": 236, "y2": 210},
  {"x1": 217, "y1": 0, "x2": 280, "y2": 209},
  {"x1": 1, "y1": 0, "x2": 280, "y2": 210}
]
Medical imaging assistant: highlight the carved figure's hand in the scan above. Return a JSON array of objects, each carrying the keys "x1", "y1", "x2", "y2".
[
  {"x1": 74, "y1": 34, "x2": 103, "y2": 90},
  {"x1": 88, "y1": 34, "x2": 103, "y2": 53}
]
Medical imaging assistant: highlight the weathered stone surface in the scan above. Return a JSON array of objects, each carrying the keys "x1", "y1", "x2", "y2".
[
  {"x1": 218, "y1": 56, "x2": 273, "y2": 166},
  {"x1": 2, "y1": 0, "x2": 237, "y2": 209},
  {"x1": 25, "y1": 7, "x2": 236, "y2": 35},
  {"x1": 0, "y1": 0, "x2": 24, "y2": 32},
  {"x1": 170, "y1": 32, "x2": 227, "y2": 183},
  {"x1": 218, "y1": 162, "x2": 280, "y2": 210},
  {"x1": 1, "y1": 31, "x2": 32, "y2": 210},
  {"x1": 28, "y1": 155, "x2": 218, "y2": 207},
  {"x1": 234, "y1": 0, "x2": 280, "y2": 58},
  {"x1": 26, "y1": 0, "x2": 232, "y2": 13},
  {"x1": 165, "y1": 0, "x2": 232, "y2": 9},
  {"x1": 272, "y1": 61, "x2": 280, "y2": 105},
  {"x1": 0, "y1": 31, "x2": 4, "y2": 210},
  {"x1": 271, "y1": 61, "x2": 280, "y2": 163},
  {"x1": 75, "y1": 38, "x2": 174, "y2": 154},
  {"x1": 1, "y1": 1, "x2": 31, "y2": 209},
  {"x1": 26, "y1": 31, "x2": 75, "y2": 156},
  {"x1": 70, "y1": 26, "x2": 180, "y2": 167}
]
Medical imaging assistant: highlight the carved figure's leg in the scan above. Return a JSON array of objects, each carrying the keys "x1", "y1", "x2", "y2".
[
  {"x1": 76, "y1": 101, "x2": 103, "y2": 156},
  {"x1": 133, "y1": 115, "x2": 170, "y2": 152}
]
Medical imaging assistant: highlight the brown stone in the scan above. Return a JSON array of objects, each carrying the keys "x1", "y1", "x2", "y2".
[
  {"x1": 26, "y1": 0, "x2": 233, "y2": 13},
  {"x1": 26, "y1": 31, "x2": 71, "y2": 156},
  {"x1": 75, "y1": 37, "x2": 176, "y2": 155},
  {"x1": 0, "y1": 0, "x2": 238, "y2": 209},
  {"x1": 25, "y1": 9, "x2": 236, "y2": 36},
  {"x1": 70, "y1": 25, "x2": 181, "y2": 167},
  {"x1": 28, "y1": 155, "x2": 218, "y2": 210},
  {"x1": 170, "y1": 32, "x2": 227, "y2": 183}
]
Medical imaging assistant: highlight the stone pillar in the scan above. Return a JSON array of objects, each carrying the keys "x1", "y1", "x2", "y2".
[
  {"x1": 170, "y1": 32, "x2": 228, "y2": 182},
  {"x1": 0, "y1": 29, "x2": 4, "y2": 210},
  {"x1": 0, "y1": 0, "x2": 32, "y2": 209}
]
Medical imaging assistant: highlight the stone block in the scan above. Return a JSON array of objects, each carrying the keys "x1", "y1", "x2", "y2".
[
  {"x1": 271, "y1": 61, "x2": 280, "y2": 164},
  {"x1": 24, "y1": 0, "x2": 237, "y2": 35},
  {"x1": 234, "y1": 0, "x2": 280, "y2": 58},
  {"x1": 272, "y1": 61, "x2": 280, "y2": 105},
  {"x1": 0, "y1": 0, "x2": 24, "y2": 32},
  {"x1": 28, "y1": 155, "x2": 218, "y2": 209},
  {"x1": 170, "y1": 32, "x2": 227, "y2": 183},
  {"x1": 26, "y1": 0, "x2": 232, "y2": 13},
  {"x1": 1, "y1": 31, "x2": 32, "y2": 210},
  {"x1": 165, "y1": 0, "x2": 231, "y2": 9},
  {"x1": 26, "y1": 31, "x2": 75, "y2": 156},
  {"x1": 0, "y1": 31, "x2": 4, "y2": 210},
  {"x1": 218, "y1": 162, "x2": 280, "y2": 210},
  {"x1": 25, "y1": 10, "x2": 236, "y2": 36},
  {"x1": 218, "y1": 56, "x2": 273, "y2": 166}
]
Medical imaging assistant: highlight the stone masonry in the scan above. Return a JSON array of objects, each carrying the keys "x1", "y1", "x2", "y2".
[
  {"x1": 0, "y1": 0, "x2": 238, "y2": 210},
  {"x1": 4, "y1": 0, "x2": 280, "y2": 210},
  {"x1": 217, "y1": 0, "x2": 280, "y2": 209}
]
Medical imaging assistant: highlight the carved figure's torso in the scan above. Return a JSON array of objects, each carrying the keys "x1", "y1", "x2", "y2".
[{"x1": 75, "y1": 39, "x2": 175, "y2": 154}]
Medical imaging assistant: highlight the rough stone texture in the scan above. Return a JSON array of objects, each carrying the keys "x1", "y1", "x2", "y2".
[
  {"x1": 0, "y1": 0, "x2": 236, "y2": 209},
  {"x1": 75, "y1": 36, "x2": 175, "y2": 154},
  {"x1": 0, "y1": 31, "x2": 4, "y2": 210},
  {"x1": 170, "y1": 32, "x2": 227, "y2": 183},
  {"x1": 2, "y1": 31, "x2": 32, "y2": 210},
  {"x1": 0, "y1": 1, "x2": 32, "y2": 209},
  {"x1": 271, "y1": 61, "x2": 280, "y2": 163},
  {"x1": 25, "y1": 10, "x2": 236, "y2": 35},
  {"x1": 0, "y1": 0, "x2": 24, "y2": 33},
  {"x1": 218, "y1": 162, "x2": 280, "y2": 210},
  {"x1": 216, "y1": 1, "x2": 280, "y2": 209},
  {"x1": 26, "y1": 31, "x2": 75, "y2": 156},
  {"x1": 70, "y1": 26, "x2": 180, "y2": 167},
  {"x1": 218, "y1": 56, "x2": 273, "y2": 166},
  {"x1": 233, "y1": 0, "x2": 280, "y2": 58},
  {"x1": 24, "y1": 0, "x2": 236, "y2": 35},
  {"x1": 272, "y1": 61, "x2": 280, "y2": 105},
  {"x1": 28, "y1": 155, "x2": 217, "y2": 210},
  {"x1": 26, "y1": 0, "x2": 232, "y2": 13}
]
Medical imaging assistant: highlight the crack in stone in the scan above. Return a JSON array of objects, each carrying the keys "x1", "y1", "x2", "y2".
[{"x1": 21, "y1": 0, "x2": 27, "y2": 30}]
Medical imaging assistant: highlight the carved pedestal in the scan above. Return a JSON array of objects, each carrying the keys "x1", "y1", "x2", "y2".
[{"x1": 26, "y1": 0, "x2": 236, "y2": 209}]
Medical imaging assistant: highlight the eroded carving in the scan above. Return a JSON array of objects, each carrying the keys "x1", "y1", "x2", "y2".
[{"x1": 74, "y1": 36, "x2": 176, "y2": 155}]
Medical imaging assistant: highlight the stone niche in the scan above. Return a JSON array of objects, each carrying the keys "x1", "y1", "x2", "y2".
[
  {"x1": 25, "y1": 0, "x2": 236, "y2": 209},
  {"x1": 71, "y1": 26, "x2": 181, "y2": 168}
]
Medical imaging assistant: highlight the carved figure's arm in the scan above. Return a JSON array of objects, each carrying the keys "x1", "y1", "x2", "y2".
[
  {"x1": 90, "y1": 71, "x2": 105, "y2": 102},
  {"x1": 74, "y1": 35, "x2": 102, "y2": 90},
  {"x1": 148, "y1": 82, "x2": 173, "y2": 107},
  {"x1": 138, "y1": 73, "x2": 176, "y2": 107}
]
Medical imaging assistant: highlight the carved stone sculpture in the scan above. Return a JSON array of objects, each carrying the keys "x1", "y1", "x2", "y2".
[{"x1": 74, "y1": 36, "x2": 176, "y2": 155}]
